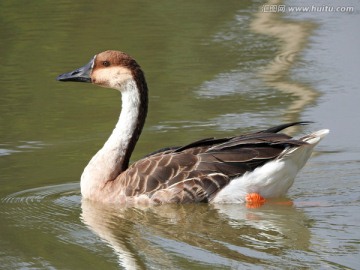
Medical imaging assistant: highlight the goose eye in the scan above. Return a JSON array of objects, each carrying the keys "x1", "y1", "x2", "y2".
[{"x1": 102, "y1": 61, "x2": 110, "y2": 67}]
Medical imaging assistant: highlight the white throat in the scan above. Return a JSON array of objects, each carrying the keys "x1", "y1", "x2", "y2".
[{"x1": 81, "y1": 79, "x2": 141, "y2": 198}]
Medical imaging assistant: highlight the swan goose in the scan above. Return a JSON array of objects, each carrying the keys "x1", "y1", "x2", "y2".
[{"x1": 57, "y1": 50, "x2": 329, "y2": 205}]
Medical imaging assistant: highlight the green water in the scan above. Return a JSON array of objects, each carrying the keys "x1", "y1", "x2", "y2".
[{"x1": 1, "y1": 0, "x2": 359, "y2": 269}]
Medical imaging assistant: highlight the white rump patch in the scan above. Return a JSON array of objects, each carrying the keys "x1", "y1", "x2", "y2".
[{"x1": 212, "y1": 129, "x2": 329, "y2": 204}]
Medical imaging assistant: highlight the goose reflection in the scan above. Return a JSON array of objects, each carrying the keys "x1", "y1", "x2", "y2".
[{"x1": 81, "y1": 200, "x2": 311, "y2": 269}]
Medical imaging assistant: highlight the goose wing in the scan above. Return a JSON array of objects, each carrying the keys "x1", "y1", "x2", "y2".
[{"x1": 119, "y1": 122, "x2": 309, "y2": 203}]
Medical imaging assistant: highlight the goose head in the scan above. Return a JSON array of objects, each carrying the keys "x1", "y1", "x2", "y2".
[{"x1": 57, "y1": 50, "x2": 141, "y2": 91}]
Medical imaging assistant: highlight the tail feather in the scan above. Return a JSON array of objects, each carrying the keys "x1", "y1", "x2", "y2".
[
  {"x1": 211, "y1": 128, "x2": 329, "y2": 203},
  {"x1": 258, "y1": 121, "x2": 313, "y2": 134},
  {"x1": 300, "y1": 129, "x2": 330, "y2": 145},
  {"x1": 280, "y1": 129, "x2": 329, "y2": 169}
]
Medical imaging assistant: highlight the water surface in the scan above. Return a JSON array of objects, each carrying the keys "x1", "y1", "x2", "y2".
[{"x1": 1, "y1": 0, "x2": 359, "y2": 269}]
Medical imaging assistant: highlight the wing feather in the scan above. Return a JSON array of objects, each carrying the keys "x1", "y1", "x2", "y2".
[{"x1": 116, "y1": 122, "x2": 310, "y2": 203}]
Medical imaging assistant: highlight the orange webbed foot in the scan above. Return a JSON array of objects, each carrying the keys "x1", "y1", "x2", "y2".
[{"x1": 246, "y1": 193, "x2": 266, "y2": 208}]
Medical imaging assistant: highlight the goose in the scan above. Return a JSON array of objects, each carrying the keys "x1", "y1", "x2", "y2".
[{"x1": 57, "y1": 50, "x2": 329, "y2": 205}]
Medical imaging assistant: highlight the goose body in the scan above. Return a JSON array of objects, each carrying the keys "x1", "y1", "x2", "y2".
[{"x1": 57, "y1": 50, "x2": 329, "y2": 205}]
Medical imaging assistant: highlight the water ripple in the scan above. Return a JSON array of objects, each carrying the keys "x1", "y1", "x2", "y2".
[
  {"x1": 2, "y1": 183, "x2": 81, "y2": 228},
  {"x1": 3, "y1": 183, "x2": 79, "y2": 204}
]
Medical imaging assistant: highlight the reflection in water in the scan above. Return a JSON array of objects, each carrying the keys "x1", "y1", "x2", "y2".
[
  {"x1": 81, "y1": 200, "x2": 311, "y2": 269},
  {"x1": 251, "y1": 0, "x2": 318, "y2": 133},
  {"x1": 193, "y1": 0, "x2": 319, "y2": 134},
  {"x1": 0, "y1": 141, "x2": 47, "y2": 156}
]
